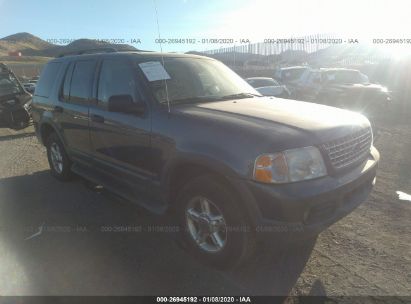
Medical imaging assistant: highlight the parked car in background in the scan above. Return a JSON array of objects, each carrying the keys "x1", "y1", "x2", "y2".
[
  {"x1": 245, "y1": 77, "x2": 290, "y2": 98},
  {"x1": 273, "y1": 66, "x2": 310, "y2": 93},
  {"x1": 0, "y1": 63, "x2": 32, "y2": 129},
  {"x1": 32, "y1": 51, "x2": 379, "y2": 269},
  {"x1": 293, "y1": 68, "x2": 391, "y2": 113}
]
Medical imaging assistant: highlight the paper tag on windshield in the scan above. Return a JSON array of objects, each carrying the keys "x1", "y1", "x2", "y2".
[{"x1": 139, "y1": 61, "x2": 171, "y2": 82}]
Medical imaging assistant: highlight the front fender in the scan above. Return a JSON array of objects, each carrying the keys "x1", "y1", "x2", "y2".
[{"x1": 160, "y1": 153, "x2": 262, "y2": 226}]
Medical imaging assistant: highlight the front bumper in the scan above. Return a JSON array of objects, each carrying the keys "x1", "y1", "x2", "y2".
[{"x1": 229, "y1": 146, "x2": 379, "y2": 241}]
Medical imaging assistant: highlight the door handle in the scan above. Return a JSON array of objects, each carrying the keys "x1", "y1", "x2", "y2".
[
  {"x1": 91, "y1": 114, "x2": 105, "y2": 123},
  {"x1": 54, "y1": 106, "x2": 63, "y2": 113}
]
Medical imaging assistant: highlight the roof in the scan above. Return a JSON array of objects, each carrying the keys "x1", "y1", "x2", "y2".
[{"x1": 51, "y1": 50, "x2": 212, "y2": 63}]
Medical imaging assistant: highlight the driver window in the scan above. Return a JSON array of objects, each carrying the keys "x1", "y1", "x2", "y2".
[{"x1": 98, "y1": 59, "x2": 137, "y2": 104}]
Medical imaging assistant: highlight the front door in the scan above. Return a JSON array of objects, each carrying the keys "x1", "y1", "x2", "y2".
[{"x1": 89, "y1": 58, "x2": 152, "y2": 195}]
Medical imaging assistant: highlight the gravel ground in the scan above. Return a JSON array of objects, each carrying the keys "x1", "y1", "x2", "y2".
[{"x1": 0, "y1": 115, "x2": 409, "y2": 300}]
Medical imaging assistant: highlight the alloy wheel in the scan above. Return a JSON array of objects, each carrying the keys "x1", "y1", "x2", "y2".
[
  {"x1": 50, "y1": 142, "x2": 63, "y2": 174},
  {"x1": 186, "y1": 196, "x2": 227, "y2": 253}
]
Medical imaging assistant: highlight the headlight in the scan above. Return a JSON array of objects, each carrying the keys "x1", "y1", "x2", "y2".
[
  {"x1": 253, "y1": 146, "x2": 327, "y2": 183},
  {"x1": 381, "y1": 87, "x2": 388, "y2": 93}
]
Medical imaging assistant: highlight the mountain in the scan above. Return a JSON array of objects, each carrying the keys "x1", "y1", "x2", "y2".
[
  {"x1": 24, "y1": 38, "x2": 138, "y2": 57},
  {"x1": 0, "y1": 32, "x2": 53, "y2": 56},
  {"x1": 0, "y1": 32, "x2": 138, "y2": 57}
]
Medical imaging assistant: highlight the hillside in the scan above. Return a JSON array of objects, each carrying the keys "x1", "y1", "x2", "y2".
[
  {"x1": 0, "y1": 32, "x2": 53, "y2": 56},
  {"x1": 24, "y1": 39, "x2": 138, "y2": 57},
  {"x1": 0, "y1": 32, "x2": 138, "y2": 58}
]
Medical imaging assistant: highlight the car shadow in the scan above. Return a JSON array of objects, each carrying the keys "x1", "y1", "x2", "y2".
[{"x1": 0, "y1": 170, "x2": 315, "y2": 296}]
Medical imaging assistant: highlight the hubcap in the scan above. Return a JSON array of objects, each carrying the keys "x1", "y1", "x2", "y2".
[
  {"x1": 186, "y1": 196, "x2": 227, "y2": 253},
  {"x1": 50, "y1": 142, "x2": 63, "y2": 174}
]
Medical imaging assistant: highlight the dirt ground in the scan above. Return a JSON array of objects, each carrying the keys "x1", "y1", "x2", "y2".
[{"x1": 0, "y1": 110, "x2": 409, "y2": 300}]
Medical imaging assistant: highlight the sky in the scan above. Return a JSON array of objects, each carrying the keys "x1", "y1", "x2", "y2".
[{"x1": 0, "y1": 0, "x2": 411, "y2": 54}]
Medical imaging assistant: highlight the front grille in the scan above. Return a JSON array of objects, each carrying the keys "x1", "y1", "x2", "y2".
[{"x1": 322, "y1": 127, "x2": 372, "y2": 170}]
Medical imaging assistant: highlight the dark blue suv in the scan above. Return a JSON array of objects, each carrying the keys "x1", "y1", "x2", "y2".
[{"x1": 32, "y1": 50, "x2": 379, "y2": 268}]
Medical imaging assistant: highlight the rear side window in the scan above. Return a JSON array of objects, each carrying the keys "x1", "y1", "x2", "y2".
[
  {"x1": 97, "y1": 59, "x2": 137, "y2": 103},
  {"x1": 61, "y1": 63, "x2": 75, "y2": 101},
  {"x1": 67, "y1": 60, "x2": 96, "y2": 103},
  {"x1": 35, "y1": 62, "x2": 62, "y2": 97}
]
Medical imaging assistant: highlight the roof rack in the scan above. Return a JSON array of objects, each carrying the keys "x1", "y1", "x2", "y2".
[{"x1": 57, "y1": 47, "x2": 118, "y2": 58}]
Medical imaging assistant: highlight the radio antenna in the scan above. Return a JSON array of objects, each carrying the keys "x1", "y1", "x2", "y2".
[{"x1": 153, "y1": 0, "x2": 171, "y2": 113}]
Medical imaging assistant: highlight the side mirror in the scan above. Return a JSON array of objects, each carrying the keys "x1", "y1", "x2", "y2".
[{"x1": 108, "y1": 95, "x2": 145, "y2": 114}]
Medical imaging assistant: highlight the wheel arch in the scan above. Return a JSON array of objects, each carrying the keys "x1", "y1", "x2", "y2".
[
  {"x1": 38, "y1": 121, "x2": 67, "y2": 150},
  {"x1": 164, "y1": 157, "x2": 260, "y2": 226}
]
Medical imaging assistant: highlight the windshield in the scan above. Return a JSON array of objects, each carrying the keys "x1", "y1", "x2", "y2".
[
  {"x1": 138, "y1": 57, "x2": 260, "y2": 105},
  {"x1": 282, "y1": 68, "x2": 307, "y2": 81},
  {"x1": 324, "y1": 70, "x2": 368, "y2": 84},
  {"x1": 247, "y1": 78, "x2": 279, "y2": 88},
  {"x1": 0, "y1": 72, "x2": 24, "y2": 97}
]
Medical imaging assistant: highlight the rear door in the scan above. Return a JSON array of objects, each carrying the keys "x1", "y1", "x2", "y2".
[
  {"x1": 57, "y1": 59, "x2": 97, "y2": 165},
  {"x1": 89, "y1": 57, "x2": 151, "y2": 195}
]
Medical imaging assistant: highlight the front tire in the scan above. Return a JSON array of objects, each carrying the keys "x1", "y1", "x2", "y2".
[
  {"x1": 46, "y1": 133, "x2": 72, "y2": 181},
  {"x1": 175, "y1": 175, "x2": 255, "y2": 269}
]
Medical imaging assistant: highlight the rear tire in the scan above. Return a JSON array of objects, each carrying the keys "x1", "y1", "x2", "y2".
[
  {"x1": 46, "y1": 132, "x2": 73, "y2": 181},
  {"x1": 175, "y1": 175, "x2": 256, "y2": 269}
]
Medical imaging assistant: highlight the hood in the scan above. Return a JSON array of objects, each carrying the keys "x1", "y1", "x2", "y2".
[
  {"x1": 174, "y1": 97, "x2": 370, "y2": 145},
  {"x1": 194, "y1": 97, "x2": 368, "y2": 130}
]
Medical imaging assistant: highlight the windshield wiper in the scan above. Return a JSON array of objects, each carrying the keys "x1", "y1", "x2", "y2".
[
  {"x1": 220, "y1": 92, "x2": 262, "y2": 100},
  {"x1": 170, "y1": 93, "x2": 262, "y2": 105},
  {"x1": 171, "y1": 96, "x2": 222, "y2": 105}
]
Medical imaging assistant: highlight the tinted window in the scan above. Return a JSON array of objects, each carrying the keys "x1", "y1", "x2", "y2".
[
  {"x1": 282, "y1": 68, "x2": 307, "y2": 81},
  {"x1": 61, "y1": 63, "x2": 74, "y2": 101},
  {"x1": 249, "y1": 78, "x2": 278, "y2": 88},
  {"x1": 98, "y1": 59, "x2": 136, "y2": 103},
  {"x1": 35, "y1": 62, "x2": 62, "y2": 97},
  {"x1": 69, "y1": 60, "x2": 96, "y2": 103}
]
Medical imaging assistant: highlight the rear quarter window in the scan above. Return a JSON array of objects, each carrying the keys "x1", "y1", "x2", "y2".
[
  {"x1": 35, "y1": 62, "x2": 62, "y2": 97},
  {"x1": 68, "y1": 60, "x2": 96, "y2": 103}
]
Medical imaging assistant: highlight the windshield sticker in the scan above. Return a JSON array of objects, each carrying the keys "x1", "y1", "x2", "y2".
[{"x1": 139, "y1": 61, "x2": 171, "y2": 82}]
